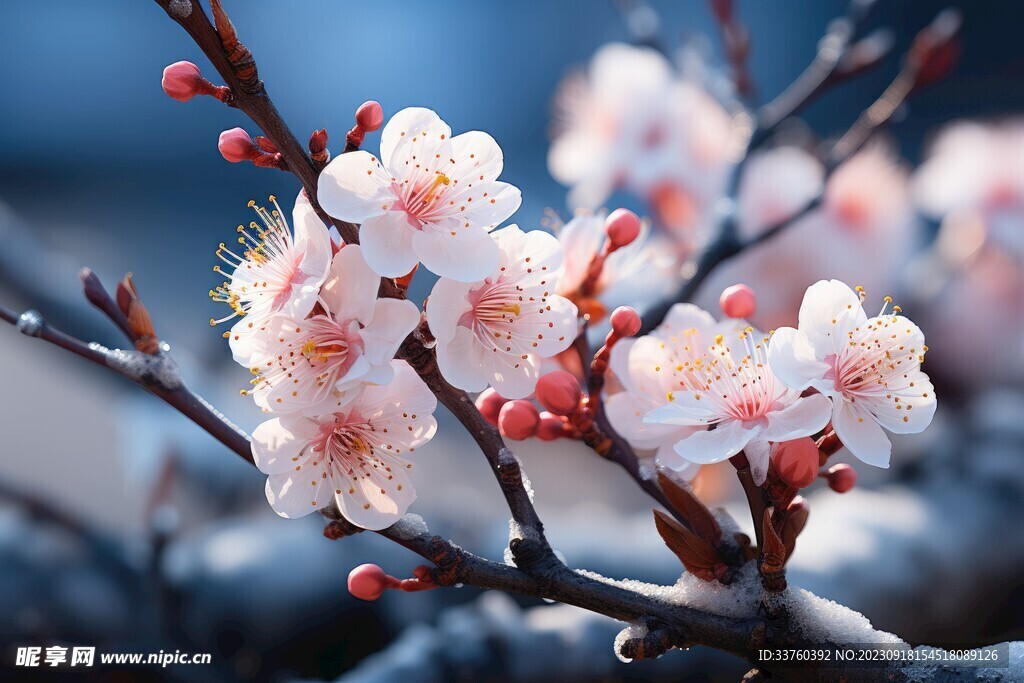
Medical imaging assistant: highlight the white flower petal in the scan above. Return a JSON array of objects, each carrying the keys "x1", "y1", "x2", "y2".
[
  {"x1": 656, "y1": 303, "x2": 717, "y2": 341},
  {"x1": 426, "y1": 277, "x2": 474, "y2": 344},
  {"x1": 605, "y1": 392, "x2": 672, "y2": 450},
  {"x1": 320, "y1": 245, "x2": 379, "y2": 323},
  {"x1": 360, "y1": 298, "x2": 421, "y2": 366},
  {"x1": 762, "y1": 393, "x2": 833, "y2": 442},
  {"x1": 767, "y1": 327, "x2": 830, "y2": 391},
  {"x1": 832, "y1": 399, "x2": 892, "y2": 468},
  {"x1": 862, "y1": 373, "x2": 937, "y2": 435},
  {"x1": 745, "y1": 437, "x2": 772, "y2": 486},
  {"x1": 555, "y1": 213, "x2": 604, "y2": 294},
  {"x1": 672, "y1": 420, "x2": 751, "y2": 464},
  {"x1": 608, "y1": 337, "x2": 637, "y2": 393},
  {"x1": 655, "y1": 440, "x2": 701, "y2": 479},
  {"x1": 412, "y1": 224, "x2": 501, "y2": 282},
  {"x1": 380, "y1": 107, "x2": 452, "y2": 173},
  {"x1": 359, "y1": 211, "x2": 420, "y2": 278},
  {"x1": 449, "y1": 130, "x2": 504, "y2": 185},
  {"x1": 456, "y1": 181, "x2": 523, "y2": 229},
  {"x1": 643, "y1": 392, "x2": 718, "y2": 426},
  {"x1": 317, "y1": 150, "x2": 392, "y2": 223},
  {"x1": 265, "y1": 467, "x2": 332, "y2": 519},
  {"x1": 336, "y1": 468, "x2": 416, "y2": 530},
  {"x1": 797, "y1": 279, "x2": 867, "y2": 356},
  {"x1": 489, "y1": 352, "x2": 541, "y2": 399},
  {"x1": 436, "y1": 326, "x2": 490, "y2": 393},
  {"x1": 251, "y1": 415, "x2": 318, "y2": 475}
]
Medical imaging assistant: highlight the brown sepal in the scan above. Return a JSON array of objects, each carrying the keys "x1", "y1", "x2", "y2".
[
  {"x1": 657, "y1": 471, "x2": 721, "y2": 545},
  {"x1": 759, "y1": 509, "x2": 787, "y2": 592},
  {"x1": 116, "y1": 274, "x2": 159, "y2": 355},
  {"x1": 653, "y1": 509, "x2": 723, "y2": 582},
  {"x1": 781, "y1": 504, "x2": 810, "y2": 562}
]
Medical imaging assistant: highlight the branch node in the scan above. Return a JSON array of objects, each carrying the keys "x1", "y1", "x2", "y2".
[{"x1": 209, "y1": 0, "x2": 260, "y2": 93}]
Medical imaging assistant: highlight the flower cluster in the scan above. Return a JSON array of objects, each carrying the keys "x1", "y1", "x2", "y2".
[
  {"x1": 212, "y1": 192, "x2": 433, "y2": 530},
  {"x1": 608, "y1": 280, "x2": 936, "y2": 486},
  {"x1": 215, "y1": 108, "x2": 587, "y2": 526}
]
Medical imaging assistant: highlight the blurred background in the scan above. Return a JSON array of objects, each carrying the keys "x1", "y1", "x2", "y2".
[{"x1": 1, "y1": 0, "x2": 1022, "y2": 680}]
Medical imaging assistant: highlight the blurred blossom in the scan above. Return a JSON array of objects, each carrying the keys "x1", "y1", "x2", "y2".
[
  {"x1": 736, "y1": 146, "x2": 824, "y2": 239},
  {"x1": 548, "y1": 43, "x2": 736, "y2": 251},
  {"x1": 704, "y1": 144, "x2": 919, "y2": 330},
  {"x1": 554, "y1": 211, "x2": 678, "y2": 326},
  {"x1": 908, "y1": 119, "x2": 1024, "y2": 385}
]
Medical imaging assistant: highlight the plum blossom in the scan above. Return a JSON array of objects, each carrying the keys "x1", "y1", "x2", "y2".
[
  {"x1": 247, "y1": 244, "x2": 420, "y2": 413},
  {"x1": 317, "y1": 107, "x2": 522, "y2": 282},
  {"x1": 701, "y1": 144, "x2": 919, "y2": 330},
  {"x1": 548, "y1": 43, "x2": 734, "y2": 219},
  {"x1": 252, "y1": 360, "x2": 436, "y2": 529},
  {"x1": 767, "y1": 280, "x2": 936, "y2": 468},
  {"x1": 909, "y1": 120, "x2": 1024, "y2": 384},
  {"x1": 606, "y1": 303, "x2": 738, "y2": 478},
  {"x1": 554, "y1": 211, "x2": 677, "y2": 325},
  {"x1": 211, "y1": 192, "x2": 333, "y2": 366},
  {"x1": 643, "y1": 325, "x2": 832, "y2": 485},
  {"x1": 426, "y1": 225, "x2": 578, "y2": 398}
]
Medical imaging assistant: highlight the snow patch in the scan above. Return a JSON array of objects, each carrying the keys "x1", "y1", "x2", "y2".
[
  {"x1": 781, "y1": 586, "x2": 904, "y2": 646},
  {"x1": 168, "y1": 0, "x2": 192, "y2": 19},
  {"x1": 390, "y1": 513, "x2": 429, "y2": 540},
  {"x1": 106, "y1": 349, "x2": 183, "y2": 389},
  {"x1": 613, "y1": 621, "x2": 648, "y2": 663},
  {"x1": 16, "y1": 310, "x2": 44, "y2": 337}
]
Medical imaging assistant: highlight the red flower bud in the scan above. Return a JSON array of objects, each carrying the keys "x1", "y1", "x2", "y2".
[
  {"x1": 827, "y1": 463, "x2": 857, "y2": 493},
  {"x1": 720, "y1": 284, "x2": 756, "y2": 319},
  {"x1": 218, "y1": 128, "x2": 259, "y2": 163},
  {"x1": 610, "y1": 306, "x2": 641, "y2": 338},
  {"x1": 498, "y1": 400, "x2": 540, "y2": 440},
  {"x1": 772, "y1": 438, "x2": 819, "y2": 488},
  {"x1": 536, "y1": 412, "x2": 566, "y2": 441},
  {"x1": 347, "y1": 564, "x2": 393, "y2": 601},
  {"x1": 604, "y1": 208, "x2": 641, "y2": 249},
  {"x1": 475, "y1": 388, "x2": 508, "y2": 427},
  {"x1": 355, "y1": 100, "x2": 384, "y2": 132},
  {"x1": 161, "y1": 60, "x2": 204, "y2": 102},
  {"x1": 535, "y1": 371, "x2": 582, "y2": 416}
]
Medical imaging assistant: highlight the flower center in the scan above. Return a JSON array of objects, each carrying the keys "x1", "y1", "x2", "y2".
[
  {"x1": 459, "y1": 279, "x2": 527, "y2": 351},
  {"x1": 824, "y1": 295, "x2": 926, "y2": 400},
  {"x1": 398, "y1": 173, "x2": 452, "y2": 222}
]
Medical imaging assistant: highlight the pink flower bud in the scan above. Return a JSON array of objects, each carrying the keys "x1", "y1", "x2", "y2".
[
  {"x1": 535, "y1": 371, "x2": 582, "y2": 416},
  {"x1": 610, "y1": 306, "x2": 641, "y2": 338},
  {"x1": 475, "y1": 388, "x2": 508, "y2": 427},
  {"x1": 536, "y1": 412, "x2": 566, "y2": 441},
  {"x1": 218, "y1": 128, "x2": 259, "y2": 163},
  {"x1": 498, "y1": 400, "x2": 540, "y2": 440},
  {"x1": 355, "y1": 100, "x2": 384, "y2": 132},
  {"x1": 161, "y1": 60, "x2": 204, "y2": 102},
  {"x1": 604, "y1": 208, "x2": 641, "y2": 249},
  {"x1": 771, "y1": 438, "x2": 819, "y2": 489},
  {"x1": 347, "y1": 563, "x2": 390, "y2": 601},
  {"x1": 827, "y1": 463, "x2": 857, "y2": 493},
  {"x1": 720, "y1": 284, "x2": 756, "y2": 319}
]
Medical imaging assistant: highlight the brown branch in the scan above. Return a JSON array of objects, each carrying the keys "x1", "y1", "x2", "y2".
[
  {"x1": 752, "y1": 0, "x2": 882, "y2": 146},
  {"x1": 153, "y1": 0, "x2": 359, "y2": 245},
  {"x1": 0, "y1": 286, "x2": 252, "y2": 464}
]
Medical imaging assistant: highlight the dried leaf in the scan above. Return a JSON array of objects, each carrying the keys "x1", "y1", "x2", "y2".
[
  {"x1": 657, "y1": 471, "x2": 721, "y2": 544},
  {"x1": 653, "y1": 509, "x2": 722, "y2": 582}
]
